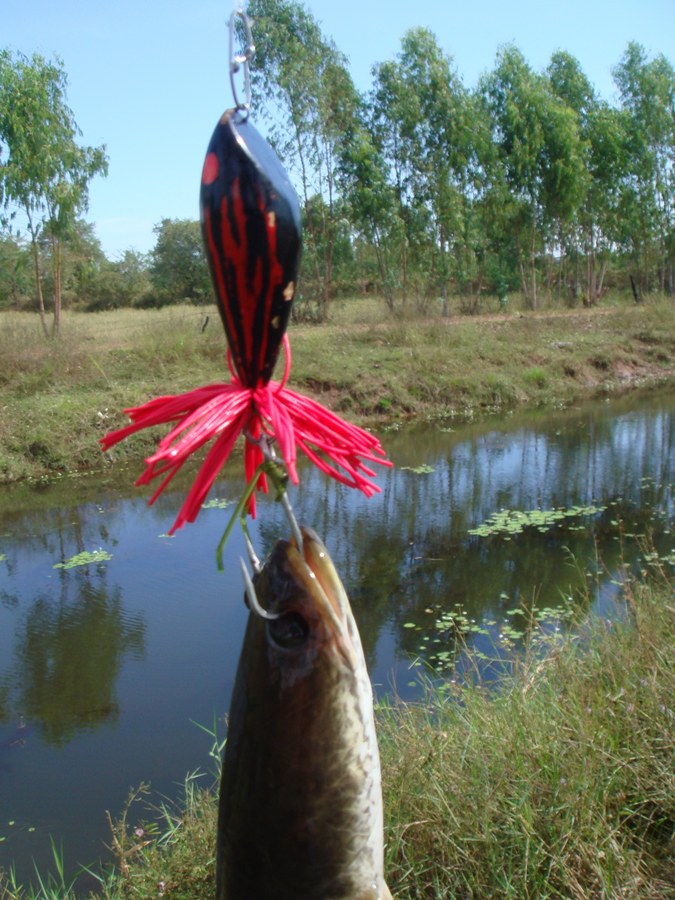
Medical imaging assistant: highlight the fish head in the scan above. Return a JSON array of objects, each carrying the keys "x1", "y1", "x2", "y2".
[{"x1": 252, "y1": 526, "x2": 361, "y2": 681}]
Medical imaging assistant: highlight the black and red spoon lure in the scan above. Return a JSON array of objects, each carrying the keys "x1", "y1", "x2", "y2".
[
  {"x1": 200, "y1": 111, "x2": 302, "y2": 388},
  {"x1": 100, "y1": 11, "x2": 389, "y2": 539}
]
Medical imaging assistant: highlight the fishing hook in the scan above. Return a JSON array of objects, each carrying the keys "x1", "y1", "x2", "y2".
[{"x1": 239, "y1": 557, "x2": 280, "y2": 620}]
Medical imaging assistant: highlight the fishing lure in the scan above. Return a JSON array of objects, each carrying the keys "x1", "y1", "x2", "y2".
[
  {"x1": 201, "y1": 111, "x2": 301, "y2": 387},
  {"x1": 100, "y1": 11, "x2": 390, "y2": 538}
]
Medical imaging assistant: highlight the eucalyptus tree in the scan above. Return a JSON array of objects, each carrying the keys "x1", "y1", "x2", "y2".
[
  {"x1": 613, "y1": 42, "x2": 675, "y2": 294},
  {"x1": 369, "y1": 28, "x2": 475, "y2": 310},
  {"x1": 480, "y1": 46, "x2": 584, "y2": 308},
  {"x1": 368, "y1": 55, "x2": 417, "y2": 302},
  {"x1": 337, "y1": 125, "x2": 402, "y2": 311},
  {"x1": 547, "y1": 51, "x2": 628, "y2": 304},
  {"x1": 0, "y1": 50, "x2": 108, "y2": 335},
  {"x1": 245, "y1": 0, "x2": 361, "y2": 318}
]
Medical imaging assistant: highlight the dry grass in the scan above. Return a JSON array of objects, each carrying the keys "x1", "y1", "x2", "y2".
[{"x1": 0, "y1": 296, "x2": 673, "y2": 484}]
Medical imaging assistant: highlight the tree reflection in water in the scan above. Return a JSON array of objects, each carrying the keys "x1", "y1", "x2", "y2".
[{"x1": 8, "y1": 576, "x2": 145, "y2": 746}]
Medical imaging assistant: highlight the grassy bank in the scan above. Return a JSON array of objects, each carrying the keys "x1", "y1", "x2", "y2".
[
  {"x1": 380, "y1": 565, "x2": 675, "y2": 898},
  {"x1": 0, "y1": 293, "x2": 673, "y2": 483},
  {"x1": 2, "y1": 557, "x2": 671, "y2": 898}
]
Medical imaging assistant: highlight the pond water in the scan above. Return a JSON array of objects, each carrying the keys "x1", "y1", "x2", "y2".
[{"x1": 0, "y1": 389, "x2": 673, "y2": 890}]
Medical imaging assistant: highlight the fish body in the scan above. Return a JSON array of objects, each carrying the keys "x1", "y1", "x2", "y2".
[{"x1": 216, "y1": 527, "x2": 391, "y2": 900}]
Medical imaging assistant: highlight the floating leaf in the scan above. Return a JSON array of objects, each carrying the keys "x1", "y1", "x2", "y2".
[
  {"x1": 201, "y1": 498, "x2": 235, "y2": 510},
  {"x1": 469, "y1": 503, "x2": 607, "y2": 538},
  {"x1": 53, "y1": 549, "x2": 112, "y2": 570},
  {"x1": 401, "y1": 464, "x2": 435, "y2": 475}
]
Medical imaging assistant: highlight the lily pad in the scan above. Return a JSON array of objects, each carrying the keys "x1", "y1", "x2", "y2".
[
  {"x1": 468, "y1": 504, "x2": 606, "y2": 538},
  {"x1": 401, "y1": 464, "x2": 435, "y2": 475},
  {"x1": 202, "y1": 498, "x2": 235, "y2": 510},
  {"x1": 53, "y1": 549, "x2": 113, "y2": 570}
]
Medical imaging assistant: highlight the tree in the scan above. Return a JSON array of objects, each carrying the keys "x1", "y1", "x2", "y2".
[
  {"x1": 245, "y1": 0, "x2": 361, "y2": 319},
  {"x1": 548, "y1": 52, "x2": 630, "y2": 304},
  {"x1": 0, "y1": 233, "x2": 32, "y2": 309},
  {"x1": 149, "y1": 218, "x2": 211, "y2": 305},
  {"x1": 480, "y1": 46, "x2": 585, "y2": 308},
  {"x1": 613, "y1": 43, "x2": 675, "y2": 294},
  {"x1": 398, "y1": 29, "x2": 474, "y2": 309},
  {"x1": 0, "y1": 50, "x2": 108, "y2": 335},
  {"x1": 54, "y1": 221, "x2": 151, "y2": 310},
  {"x1": 338, "y1": 125, "x2": 402, "y2": 310},
  {"x1": 367, "y1": 29, "x2": 477, "y2": 311}
]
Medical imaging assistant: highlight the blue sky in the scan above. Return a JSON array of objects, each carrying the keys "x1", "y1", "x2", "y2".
[{"x1": 3, "y1": 0, "x2": 674, "y2": 259}]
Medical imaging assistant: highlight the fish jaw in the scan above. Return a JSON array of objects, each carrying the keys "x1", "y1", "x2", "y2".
[{"x1": 216, "y1": 529, "x2": 389, "y2": 900}]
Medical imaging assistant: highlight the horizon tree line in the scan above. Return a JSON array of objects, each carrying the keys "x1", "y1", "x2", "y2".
[{"x1": 1, "y1": 0, "x2": 673, "y2": 325}]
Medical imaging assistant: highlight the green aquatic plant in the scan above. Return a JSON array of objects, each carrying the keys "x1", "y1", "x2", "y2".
[
  {"x1": 52, "y1": 549, "x2": 112, "y2": 570},
  {"x1": 400, "y1": 464, "x2": 435, "y2": 475},
  {"x1": 201, "y1": 498, "x2": 235, "y2": 510},
  {"x1": 468, "y1": 504, "x2": 606, "y2": 537}
]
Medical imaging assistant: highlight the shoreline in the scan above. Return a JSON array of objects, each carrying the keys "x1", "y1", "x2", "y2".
[{"x1": 0, "y1": 298, "x2": 673, "y2": 486}]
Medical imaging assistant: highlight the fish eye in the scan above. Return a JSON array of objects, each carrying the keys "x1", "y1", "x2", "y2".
[{"x1": 267, "y1": 612, "x2": 309, "y2": 650}]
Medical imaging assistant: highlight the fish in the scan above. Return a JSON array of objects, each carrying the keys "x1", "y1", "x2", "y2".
[{"x1": 216, "y1": 526, "x2": 392, "y2": 900}]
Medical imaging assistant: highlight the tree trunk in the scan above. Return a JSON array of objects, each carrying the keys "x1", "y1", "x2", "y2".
[
  {"x1": 529, "y1": 219, "x2": 537, "y2": 310},
  {"x1": 596, "y1": 258, "x2": 608, "y2": 298},
  {"x1": 52, "y1": 236, "x2": 62, "y2": 335},
  {"x1": 29, "y1": 236, "x2": 49, "y2": 339}
]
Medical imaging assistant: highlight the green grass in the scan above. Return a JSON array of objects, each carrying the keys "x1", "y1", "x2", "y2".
[
  {"x1": 380, "y1": 562, "x2": 675, "y2": 898},
  {"x1": 3, "y1": 560, "x2": 671, "y2": 898},
  {"x1": 0, "y1": 294, "x2": 673, "y2": 483}
]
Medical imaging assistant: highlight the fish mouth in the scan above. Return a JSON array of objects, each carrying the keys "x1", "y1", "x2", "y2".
[
  {"x1": 292, "y1": 526, "x2": 351, "y2": 628},
  {"x1": 255, "y1": 526, "x2": 360, "y2": 668}
]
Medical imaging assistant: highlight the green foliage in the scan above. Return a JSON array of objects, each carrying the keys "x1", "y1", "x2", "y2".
[
  {"x1": 613, "y1": 43, "x2": 675, "y2": 294},
  {"x1": 0, "y1": 297, "x2": 672, "y2": 485},
  {"x1": 52, "y1": 549, "x2": 113, "y2": 569},
  {"x1": 84, "y1": 249, "x2": 152, "y2": 311},
  {"x1": 381, "y1": 566, "x2": 675, "y2": 898},
  {"x1": 4, "y1": 34, "x2": 673, "y2": 316},
  {"x1": 0, "y1": 50, "x2": 108, "y2": 333},
  {"x1": 522, "y1": 365, "x2": 549, "y2": 387},
  {"x1": 246, "y1": 0, "x2": 362, "y2": 318},
  {"x1": 468, "y1": 504, "x2": 606, "y2": 537},
  {"x1": 400, "y1": 464, "x2": 435, "y2": 475},
  {"x1": 367, "y1": 28, "x2": 479, "y2": 311},
  {"x1": 479, "y1": 46, "x2": 587, "y2": 309},
  {"x1": 0, "y1": 234, "x2": 31, "y2": 309},
  {"x1": 244, "y1": 20, "x2": 673, "y2": 311},
  {"x1": 148, "y1": 218, "x2": 211, "y2": 306}
]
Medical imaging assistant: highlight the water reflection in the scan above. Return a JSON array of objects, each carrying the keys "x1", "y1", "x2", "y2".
[
  {"x1": 257, "y1": 392, "x2": 673, "y2": 683},
  {"x1": 0, "y1": 390, "x2": 672, "y2": 889},
  {"x1": 8, "y1": 579, "x2": 144, "y2": 746}
]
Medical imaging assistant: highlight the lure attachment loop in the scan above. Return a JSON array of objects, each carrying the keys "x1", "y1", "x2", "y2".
[{"x1": 229, "y1": 8, "x2": 255, "y2": 114}]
